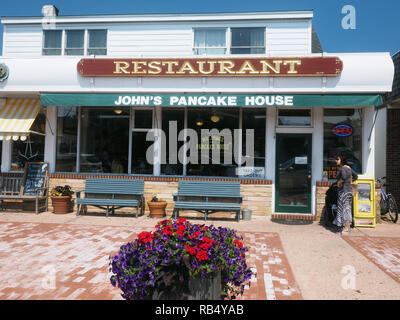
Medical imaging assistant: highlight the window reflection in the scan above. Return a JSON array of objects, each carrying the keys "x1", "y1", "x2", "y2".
[
  {"x1": 11, "y1": 109, "x2": 46, "y2": 171},
  {"x1": 323, "y1": 108, "x2": 362, "y2": 180},
  {"x1": 56, "y1": 107, "x2": 77, "y2": 172},
  {"x1": 187, "y1": 108, "x2": 239, "y2": 177},
  {"x1": 80, "y1": 108, "x2": 129, "y2": 173}
]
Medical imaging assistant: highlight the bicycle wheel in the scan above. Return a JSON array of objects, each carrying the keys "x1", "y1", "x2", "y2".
[{"x1": 387, "y1": 195, "x2": 399, "y2": 223}]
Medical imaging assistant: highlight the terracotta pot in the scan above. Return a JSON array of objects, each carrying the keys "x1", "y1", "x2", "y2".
[
  {"x1": 147, "y1": 200, "x2": 167, "y2": 218},
  {"x1": 51, "y1": 196, "x2": 72, "y2": 214}
]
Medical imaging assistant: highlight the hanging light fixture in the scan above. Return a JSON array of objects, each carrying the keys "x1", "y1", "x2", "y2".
[
  {"x1": 114, "y1": 108, "x2": 123, "y2": 115},
  {"x1": 210, "y1": 114, "x2": 220, "y2": 123},
  {"x1": 196, "y1": 118, "x2": 204, "y2": 126},
  {"x1": 210, "y1": 109, "x2": 220, "y2": 123}
]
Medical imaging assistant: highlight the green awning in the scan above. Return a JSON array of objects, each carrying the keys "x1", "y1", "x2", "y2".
[{"x1": 41, "y1": 93, "x2": 383, "y2": 108}]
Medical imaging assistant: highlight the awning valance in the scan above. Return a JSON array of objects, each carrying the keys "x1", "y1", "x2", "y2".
[
  {"x1": 0, "y1": 98, "x2": 42, "y2": 141},
  {"x1": 40, "y1": 93, "x2": 383, "y2": 108}
]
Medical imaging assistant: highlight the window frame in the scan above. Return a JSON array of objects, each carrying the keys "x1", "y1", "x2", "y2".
[
  {"x1": 42, "y1": 30, "x2": 63, "y2": 56},
  {"x1": 42, "y1": 29, "x2": 108, "y2": 56},
  {"x1": 230, "y1": 27, "x2": 266, "y2": 55},
  {"x1": 276, "y1": 108, "x2": 314, "y2": 128},
  {"x1": 193, "y1": 27, "x2": 228, "y2": 55},
  {"x1": 64, "y1": 29, "x2": 85, "y2": 56},
  {"x1": 87, "y1": 29, "x2": 108, "y2": 56}
]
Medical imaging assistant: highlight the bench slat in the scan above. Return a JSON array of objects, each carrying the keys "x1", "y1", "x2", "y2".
[
  {"x1": 174, "y1": 201, "x2": 240, "y2": 210},
  {"x1": 84, "y1": 178, "x2": 144, "y2": 195},
  {"x1": 77, "y1": 198, "x2": 139, "y2": 206},
  {"x1": 177, "y1": 181, "x2": 241, "y2": 197}
]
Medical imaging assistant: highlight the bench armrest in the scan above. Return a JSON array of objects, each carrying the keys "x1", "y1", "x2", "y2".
[
  {"x1": 75, "y1": 190, "x2": 85, "y2": 198},
  {"x1": 34, "y1": 187, "x2": 47, "y2": 197},
  {"x1": 173, "y1": 193, "x2": 179, "y2": 201}
]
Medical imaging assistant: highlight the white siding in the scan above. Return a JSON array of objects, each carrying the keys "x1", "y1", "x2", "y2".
[
  {"x1": 108, "y1": 25, "x2": 193, "y2": 57},
  {"x1": 2, "y1": 19, "x2": 312, "y2": 58},
  {"x1": 3, "y1": 25, "x2": 43, "y2": 57},
  {"x1": 266, "y1": 21, "x2": 311, "y2": 56}
]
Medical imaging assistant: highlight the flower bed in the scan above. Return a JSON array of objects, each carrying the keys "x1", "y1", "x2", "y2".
[{"x1": 109, "y1": 218, "x2": 254, "y2": 300}]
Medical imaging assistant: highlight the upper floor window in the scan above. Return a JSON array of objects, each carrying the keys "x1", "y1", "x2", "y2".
[
  {"x1": 231, "y1": 27, "x2": 265, "y2": 54},
  {"x1": 65, "y1": 30, "x2": 84, "y2": 55},
  {"x1": 88, "y1": 30, "x2": 107, "y2": 55},
  {"x1": 193, "y1": 29, "x2": 226, "y2": 55},
  {"x1": 43, "y1": 30, "x2": 62, "y2": 55},
  {"x1": 42, "y1": 29, "x2": 107, "y2": 56}
]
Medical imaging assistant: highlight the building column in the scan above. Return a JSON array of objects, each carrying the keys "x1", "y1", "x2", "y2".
[
  {"x1": 363, "y1": 106, "x2": 375, "y2": 177},
  {"x1": 1, "y1": 140, "x2": 12, "y2": 172},
  {"x1": 44, "y1": 106, "x2": 57, "y2": 173},
  {"x1": 312, "y1": 107, "x2": 324, "y2": 215},
  {"x1": 153, "y1": 106, "x2": 162, "y2": 176},
  {"x1": 266, "y1": 107, "x2": 276, "y2": 212}
]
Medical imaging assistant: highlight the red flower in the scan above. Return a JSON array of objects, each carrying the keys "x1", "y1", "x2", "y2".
[
  {"x1": 196, "y1": 250, "x2": 208, "y2": 261},
  {"x1": 138, "y1": 231, "x2": 154, "y2": 244},
  {"x1": 185, "y1": 245, "x2": 196, "y2": 256},
  {"x1": 234, "y1": 239, "x2": 243, "y2": 249},
  {"x1": 177, "y1": 218, "x2": 187, "y2": 224},
  {"x1": 194, "y1": 231, "x2": 201, "y2": 238},
  {"x1": 161, "y1": 225, "x2": 173, "y2": 236}
]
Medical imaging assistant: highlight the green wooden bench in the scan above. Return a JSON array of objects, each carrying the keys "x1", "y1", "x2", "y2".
[
  {"x1": 173, "y1": 180, "x2": 242, "y2": 222},
  {"x1": 76, "y1": 178, "x2": 145, "y2": 217}
]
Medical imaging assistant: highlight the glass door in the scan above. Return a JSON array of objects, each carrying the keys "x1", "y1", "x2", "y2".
[
  {"x1": 131, "y1": 109, "x2": 154, "y2": 174},
  {"x1": 275, "y1": 134, "x2": 312, "y2": 213}
]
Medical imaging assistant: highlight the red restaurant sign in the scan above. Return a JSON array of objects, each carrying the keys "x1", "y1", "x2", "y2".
[{"x1": 77, "y1": 57, "x2": 343, "y2": 77}]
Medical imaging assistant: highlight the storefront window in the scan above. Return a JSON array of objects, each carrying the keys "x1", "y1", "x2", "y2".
[
  {"x1": 161, "y1": 109, "x2": 184, "y2": 175},
  {"x1": 278, "y1": 109, "x2": 311, "y2": 126},
  {"x1": 186, "y1": 108, "x2": 239, "y2": 177},
  {"x1": 80, "y1": 108, "x2": 129, "y2": 173},
  {"x1": 239, "y1": 109, "x2": 266, "y2": 178},
  {"x1": 323, "y1": 108, "x2": 362, "y2": 180},
  {"x1": 11, "y1": 109, "x2": 46, "y2": 171},
  {"x1": 56, "y1": 107, "x2": 78, "y2": 172}
]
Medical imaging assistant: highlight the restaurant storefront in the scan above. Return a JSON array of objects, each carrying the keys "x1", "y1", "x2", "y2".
[{"x1": 0, "y1": 8, "x2": 394, "y2": 219}]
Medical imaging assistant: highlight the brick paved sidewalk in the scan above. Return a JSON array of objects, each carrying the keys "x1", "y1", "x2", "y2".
[
  {"x1": 0, "y1": 221, "x2": 302, "y2": 300},
  {"x1": 342, "y1": 235, "x2": 400, "y2": 284}
]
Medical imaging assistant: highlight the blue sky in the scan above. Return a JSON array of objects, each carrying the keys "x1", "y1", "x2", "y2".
[{"x1": 1, "y1": 0, "x2": 399, "y2": 55}]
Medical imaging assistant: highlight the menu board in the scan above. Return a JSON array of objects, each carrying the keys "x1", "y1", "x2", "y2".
[{"x1": 21, "y1": 162, "x2": 48, "y2": 196}]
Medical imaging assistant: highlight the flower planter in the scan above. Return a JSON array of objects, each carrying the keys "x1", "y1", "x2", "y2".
[
  {"x1": 51, "y1": 196, "x2": 72, "y2": 214},
  {"x1": 109, "y1": 218, "x2": 253, "y2": 300},
  {"x1": 187, "y1": 270, "x2": 221, "y2": 300},
  {"x1": 153, "y1": 270, "x2": 221, "y2": 300},
  {"x1": 147, "y1": 200, "x2": 167, "y2": 218}
]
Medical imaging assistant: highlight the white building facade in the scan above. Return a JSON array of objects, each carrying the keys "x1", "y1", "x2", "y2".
[{"x1": 0, "y1": 6, "x2": 394, "y2": 217}]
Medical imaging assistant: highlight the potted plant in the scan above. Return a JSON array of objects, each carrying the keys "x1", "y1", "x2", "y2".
[
  {"x1": 109, "y1": 218, "x2": 254, "y2": 300},
  {"x1": 50, "y1": 185, "x2": 74, "y2": 214},
  {"x1": 147, "y1": 195, "x2": 167, "y2": 218}
]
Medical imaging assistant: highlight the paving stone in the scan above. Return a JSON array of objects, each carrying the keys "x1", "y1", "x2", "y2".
[
  {"x1": 0, "y1": 221, "x2": 302, "y2": 300},
  {"x1": 342, "y1": 235, "x2": 400, "y2": 284}
]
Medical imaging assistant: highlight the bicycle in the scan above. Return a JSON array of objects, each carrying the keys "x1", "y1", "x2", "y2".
[{"x1": 377, "y1": 177, "x2": 398, "y2": 223}]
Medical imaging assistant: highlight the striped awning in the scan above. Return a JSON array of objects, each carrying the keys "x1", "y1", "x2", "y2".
[{"x1": 0, "y1": 98, "x2": 42, "y2": 141}]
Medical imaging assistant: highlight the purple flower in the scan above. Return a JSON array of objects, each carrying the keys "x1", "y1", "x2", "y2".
[{"x1": 109, "y1": 218, "x2": 253, "y2": 300}]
